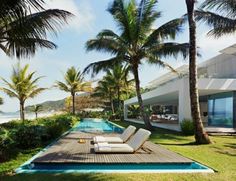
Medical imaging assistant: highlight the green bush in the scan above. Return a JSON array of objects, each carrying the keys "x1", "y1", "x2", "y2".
[
  {"x1": 38, "y1": 114, "x2": 79, "y2": 139},
  {"x1": 0, "y1": 128, "x2": 16, "y2": 161},
  {"x1": 0, "y1": 114, "x2": 80, "y2": 162},
  {"x1": 10, "y1": 125, "x2": 46, "y2": 149},
  {"x1": 180, "y1": 119, "x2": 194, "y2": 135}
]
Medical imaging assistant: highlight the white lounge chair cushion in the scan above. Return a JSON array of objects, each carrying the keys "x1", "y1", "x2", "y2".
[
  {"x1": 94, "y1": 128, "x2": 151, "y2": 153},
  {"x1": 94, "y1": 142, "x2": 134, "y2": 153},
  {"x1": 127, "y1": 128, "x2": 151, "y2": 151},
  {"x1": 119, "y1": 125, "x2": 136, "y2": 142},
  {"x1": 93, "y1": 136, "x2": 123, "y2": 143},
  {"x1": 93, "y1": 125, "x2": 136, "y2": 143}
]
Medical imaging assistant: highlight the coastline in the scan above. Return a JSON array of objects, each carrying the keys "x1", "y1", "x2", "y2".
[{"x1": 0, "y1": 111, "x2": 63, "y2": 124}]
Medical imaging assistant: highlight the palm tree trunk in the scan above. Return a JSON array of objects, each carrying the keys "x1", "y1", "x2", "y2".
[
  {"x1": 132, "y1": 63, "x2": 152, "y2": 130},
  {"x1": 117, "y1": 86, "x2": 121, "y2": 111},
  {"x1": 109, "y1": 90, "x2": 115, "y2": 114},
  {"x1": 20, "y1": 101, "x2": 25, "y2": 123},
  {"x1": 186, "y1": 0, "x2": 211, "y2": 144},
  {"x1": 72, "y1": 93, "x2": 75, "y2": 115},
  {"x1": 35, "y1": 112, "x2": 38, "y2": 119}
]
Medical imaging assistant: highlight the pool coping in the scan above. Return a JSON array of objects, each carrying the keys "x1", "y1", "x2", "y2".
[{"x1": 15, "y1": 118, "x2": 215, "y2": 174}]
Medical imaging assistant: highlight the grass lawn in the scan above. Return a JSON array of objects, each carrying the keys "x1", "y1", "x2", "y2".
[{"x1": 1, "y1": 121, "x2": 235, "y2": 181}]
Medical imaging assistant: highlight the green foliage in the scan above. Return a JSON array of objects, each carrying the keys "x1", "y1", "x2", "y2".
[
  {"x1": 1, "y1": 121, "x2": 236, "y2": 180},
  {"x1": 128, "y1": 105, "x2": 140, "y2": 118},
  {"x1": 197, "y1": 0, "x2": 236, "y2": 37},
  {"x1": 0, "y1": 128, "x2": 16, "y2": 162},
  {"x1": 56, "y1": 66, "x2": 92, "y2": 114},
  {"x1": 0, "y1": 0, "x2": 73, "y2": 59},
  {"x1": 38, "y1": 114, "x2": 79, "y2": 139},
  {"x1": 1, "y1": 63, "x2": 46, "y2": 121},
  {"x1": 84, "y1": 0, "x2": 189, "y2": 76},
  {"x1": 78, "y1": 111, "x2": 121, "y2": 121},
  {"x1": 0, "y1": 114, "x2": 79, "y2": 162},
  {"x1": 180, "y1": 119, "x2": 194, "y2": 135},
  {"x1": 10, "y1": 125, "x2": 46, "y2": 149}
]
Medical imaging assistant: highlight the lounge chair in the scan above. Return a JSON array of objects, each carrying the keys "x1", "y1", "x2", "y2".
[
  {"x1": 94, "y1": 128, "x2": 151, "y2": 153},
  {"x1": 93, "y1": 125, "x2": 136, "y2": 143}
]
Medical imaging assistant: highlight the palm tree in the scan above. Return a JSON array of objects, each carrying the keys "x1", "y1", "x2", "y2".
[
  {"x1": 31, "y1": 104, "x2": 43, "y2": 119},
  {"x1": 185, "y1": 0, "x2": 211, "y2": 144},
  {"x1": 56, "y1": 67, "x2": 92, "y2": 115},
  {"x1": 106, "y1": 64, "x2": 132, "y2": 111},
  {"x1": 0, "y1": 0, "x2": 73, "y2": 59},
  {"x1": 1, "y1": 64, "x2": 46, "y2": 122},
  {"x1": 196, "y1": 0, "x2": 236, "y2": 37},
  {"x1": 84, "y1": 0, "x2": 189, "y2": 129},
  {"x1": 93, "y1": 78, "x2": 116, "y2": 114}
]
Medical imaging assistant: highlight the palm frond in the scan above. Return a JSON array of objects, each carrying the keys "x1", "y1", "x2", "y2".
[
  {"x1": 83, "y1": 56, "x2": 124, "y2": 77},
  {"x1": 200, "y1": 0, "x2": 236, "y2": 17},
  {"x1": 0, "y1": 1, "x2": 73, "y2": 58},
  {"x1": 27, "y1": 87, "x2": 47, "y2": 99},
  {"x1": 137, "y1": 0, "x2": 161, "y2": 41},
  {"x1": 147, "y1": 42, "x2": 189, "y2": 59},
  {"x1": 196, "y1": 10, "x2": 236, "y2": 37},
  {"x1": 56, "y1": 81, "x2": 70, "y2": 92},
  {"x1": 0, "y1": 87, "x2": 19, "y2": 98},
  {"x1": 146, "y1": 54, "x2": 178, "y2": 74},
  {"x1": 107, "y1": 0, "x2": 133, "y2": 42}
]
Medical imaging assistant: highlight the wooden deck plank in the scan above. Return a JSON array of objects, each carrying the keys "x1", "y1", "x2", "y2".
[{"x1": 33, "y1": 131, "x2": 192, "y2": 164}]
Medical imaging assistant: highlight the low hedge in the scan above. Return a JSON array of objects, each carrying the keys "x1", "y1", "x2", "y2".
[{"x1": 0, "y1": 114, "x2": 79, "y2": 162}]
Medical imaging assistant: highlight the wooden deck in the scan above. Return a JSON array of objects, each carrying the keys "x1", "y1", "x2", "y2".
[{"x1": 33, "y1": 131, "x2": 192, "y2": 164}]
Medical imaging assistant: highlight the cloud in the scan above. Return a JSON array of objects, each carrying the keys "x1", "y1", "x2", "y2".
[
  {"x1": 44, "y1": 0, "x2": 95, "y2": 33},
  {"x1": 198, "y1": 33, "x2": 236, "y2": 58}
]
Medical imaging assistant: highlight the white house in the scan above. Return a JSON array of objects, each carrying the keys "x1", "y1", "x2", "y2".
[{"x1": 124, "y1": 44, "x2": 236, "y2": 133}]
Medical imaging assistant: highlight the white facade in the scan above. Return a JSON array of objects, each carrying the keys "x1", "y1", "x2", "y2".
[{"x1": 124, "y1": 45, "x2": 236, "y2": 131}]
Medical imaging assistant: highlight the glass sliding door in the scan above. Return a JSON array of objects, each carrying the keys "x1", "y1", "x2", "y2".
[{"x1": 208, "y1": 92, "x2": 234, "y2": 128}]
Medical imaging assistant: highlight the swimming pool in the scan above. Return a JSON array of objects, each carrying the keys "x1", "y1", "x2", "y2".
[
  {"x1": 72, "y1": 118, "x2": 123, "y2": 133},
  {"x1": 15, "y1": 118, "x2": 214, "y2": 174},
  {"x1": 18, "y1": 162, "x2": 213, "y2": 173}
]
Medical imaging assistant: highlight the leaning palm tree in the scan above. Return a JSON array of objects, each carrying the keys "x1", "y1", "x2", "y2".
[
  {"x1": 185, "y1": 0, "x2": 211, "y2": 144},
  {"x1": 84, "y1": 0, "x2": 189, "y2": 129},
  {"x1": 0, "y1": 0, "x2": 73, "y2": 59},
  {"x1": 196, "y1": 0, "x2": 236, "y2": 38},
  {"x1": 56, "y1": 67, "x2": 92, "y2": 115},
  {"x1": 1, "y1": 64, "x2": 46, "y2": 122}
]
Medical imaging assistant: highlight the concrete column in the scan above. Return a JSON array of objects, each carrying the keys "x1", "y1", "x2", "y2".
[
  {"x1": 178, "y1": 78, "x2": 192, "y2": 123},
  {"x1": 124, "y1": 104, "x2": 128, "y2": 120}
]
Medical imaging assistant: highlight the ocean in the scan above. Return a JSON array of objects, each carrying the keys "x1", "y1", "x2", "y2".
[{"x1": 0, "y1": 112, "x2": 55, "y2": 124}]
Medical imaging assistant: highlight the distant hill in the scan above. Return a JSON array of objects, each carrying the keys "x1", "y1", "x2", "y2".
[{"x1": 25, "y1": 99, "x2": 65, "y2": 112}]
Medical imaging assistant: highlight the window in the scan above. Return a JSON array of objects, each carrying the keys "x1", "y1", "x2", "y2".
[{"x1": 208, "y1": 92, "x2": 234, "y2": 128}]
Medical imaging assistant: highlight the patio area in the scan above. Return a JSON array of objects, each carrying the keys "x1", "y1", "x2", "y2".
[{"x1": 32, "y1": 130, "x2": 192, "y2": 164}]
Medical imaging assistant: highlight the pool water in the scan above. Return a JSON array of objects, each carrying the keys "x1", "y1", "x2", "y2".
[
  {"x1": 19, "y1": 162, "x2": 213, "y2": 173},
  {"x1": 72, "y1": 118, "x2": 123, "y2": 133}
]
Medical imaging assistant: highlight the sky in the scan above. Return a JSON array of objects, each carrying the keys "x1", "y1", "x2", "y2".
[{"x1": 1, "y1": 0, "x2": 236, "y2": 112}]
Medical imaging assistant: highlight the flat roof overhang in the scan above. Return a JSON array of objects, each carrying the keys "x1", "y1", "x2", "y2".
[{"x1": 124, "y1": 78, "x2": 236, "y2": 106}]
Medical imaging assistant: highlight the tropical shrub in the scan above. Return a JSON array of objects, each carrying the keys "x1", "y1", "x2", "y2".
[
  {"x1": 0, "y1": 128, "x2": 16, "y2": 161},
  {"x1": 0, "y1": 114, "x2": 79, "y2": 162},
  {"x1": 37, "y1": 114, "x2": 79, "y2": 139},
  {"x1": 180, "y1": 119, "x2": 194, "y2": 135},
  {"x1": 10, "y1": 125, "x2": 46, "y2": 149}
]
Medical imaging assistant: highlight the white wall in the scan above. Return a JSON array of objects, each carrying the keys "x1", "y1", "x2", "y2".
[
  {"x1": 200, "y1": 54, "x2": 236, "y2": 78},
  {"x1": 178, "y1": 78, "x2": 192, "y2": 122}
]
